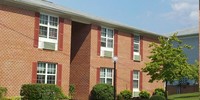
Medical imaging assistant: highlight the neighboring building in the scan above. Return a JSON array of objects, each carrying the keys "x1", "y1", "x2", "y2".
[
  {"x1": 0, "y1": 0, "x2": 164, "y2": 99},
  {"x1": 167, "y1": 27, "x2": 199, "y2": 94}
]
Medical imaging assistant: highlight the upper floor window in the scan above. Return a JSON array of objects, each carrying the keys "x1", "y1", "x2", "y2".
[
  {"x1": 37, "y1": 62, "x2": 57, "y2": 84},
  {"x1": 100, "y1": 68, "x2": 113, "y2": 85},
  {"x1": 39, "y1": 14, "x2": 58, "y2": 39},
  {"x1": 133, "y1": 35, "x2": 141, "y2": 61},
  {"x1": 100, "y1": 27, "x2": 114, "y2": 57},
  {"x1": 101, "y1": 27, "x2": 114, "y2": 48},
  {"x1": 134, "y1": 35, "x2": 140, "y2": 54},
  {"x1": 38, "y1": 13, "x2": 59, "y2": 50}
]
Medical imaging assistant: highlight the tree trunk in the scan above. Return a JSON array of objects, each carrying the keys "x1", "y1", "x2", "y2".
[
  {"x1": 180, "y1": 82, "x2": 182, "y2": 94},
  {"x1": 165, "y1": 81, "x2": 168, "y2": 99}
]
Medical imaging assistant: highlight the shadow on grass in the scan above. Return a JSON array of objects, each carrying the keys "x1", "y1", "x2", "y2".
[
  {"x1": 168, "y1": 94, "x2": 199, "y2": 100},
  {"x1": 175, "y1": 95, "x2": 197, "y2": 98}
]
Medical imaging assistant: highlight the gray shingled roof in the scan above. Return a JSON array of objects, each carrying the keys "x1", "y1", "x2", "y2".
[
  {"x1": 165, "y1": 27, "x2": 198, "y2": 37},
  {"x1": 1, "y1": 0, "x2": 165, "y2": 37}
]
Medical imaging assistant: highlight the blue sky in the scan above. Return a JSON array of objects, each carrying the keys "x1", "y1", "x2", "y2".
[{"x1": 49, "y1": 0, "x2": 198, "y2": 34}]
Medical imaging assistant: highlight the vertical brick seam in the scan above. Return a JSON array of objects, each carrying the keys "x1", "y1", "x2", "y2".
[
  {"x1": 97, "y1": 26, "x2": 101, "y2": 56},
  {"x1": 140, "y1": 36, "x2": 143, "y2": 61},
  {"x1": 140, "y1": 71, "x2": 143, "y2": 91},
  {"x1": 96, "y1": 68, "x2": 100, "y2": 84},
  {"x1": 57, "y1": 64, "x2": 62, "y2": 87},
  {"x1": 58, "y1": 17, "x2": 64, "y2": 51},
  {"x1": 32, "y1": 62, "x2": 37, "y2": 83},
  {"x1": 114, "y1": 30, "x2": 118, "y2": 56},
  {"x1": 33, "y1": 12, "x2": 39, "y2": 48},
  {"x1": 131, "y1": 34, "x2": 134, "y2": 60},
  {"x1": 130, "y1": 70, "x2": 133, "y2": 91}
]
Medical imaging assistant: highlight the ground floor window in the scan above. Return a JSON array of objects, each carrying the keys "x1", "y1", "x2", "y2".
[
  {"x1": 100, "y1": 68, "x2": 113, "y2": 85},
  {"x1": 133, "y1": 70, "x2": 140, "y2": 97},
  {"x1": 37, "y1": 62, "x2": 57, "y2": 84}
]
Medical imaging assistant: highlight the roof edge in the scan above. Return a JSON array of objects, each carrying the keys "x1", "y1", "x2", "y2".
[{"x1": 3, "y1": 0, "x2": 165, "y2": 37}]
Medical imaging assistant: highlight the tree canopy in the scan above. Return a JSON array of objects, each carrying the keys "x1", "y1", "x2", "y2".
[{"x1": 142, "y1": 33, "x2": 198, "y2": 84}]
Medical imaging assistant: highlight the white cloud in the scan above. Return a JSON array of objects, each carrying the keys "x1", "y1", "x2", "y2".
[
  {"x1": 163, "y1": 0, "x2": 198, "y2": 26},
  {"x1": 189, "y1": 10, "x2": 198, "y2": 19}
]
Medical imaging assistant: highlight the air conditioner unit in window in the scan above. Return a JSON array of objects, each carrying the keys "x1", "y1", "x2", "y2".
[
  {"x1": 133, "y1": 91, "x2": 140, "y2": 97},
  {"x1": 102, "y1": 50, "x2": 113, "y2": 58},
  {"x1": 133, "y1": 55, "x2": 141, "y2": 61},
  {"x1": 42, "y1": 42, "x2": 56, "y2": 50}
]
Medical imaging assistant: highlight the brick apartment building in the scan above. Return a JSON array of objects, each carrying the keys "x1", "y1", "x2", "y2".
[{"x1": 0, "y1": 0, "x2": 164, "y2": 99}]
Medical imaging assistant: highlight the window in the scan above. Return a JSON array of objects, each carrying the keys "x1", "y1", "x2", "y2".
[
  {"x1": 134, "y1": 35, "x2": 140, "y2": 54},
  {"x1": 133, "y1": 71, "x2": 140, "y2": 89},
  {"x1": 100, "y1": 27, "x2": 114, "y2": 57},
  {"x1": 133, "y1": 35, "x2": 141, "y2": 61},
  {"x1": 132, "y1": 70, "x2": 141, "y2": 97},
  {"x1": 100, "y1": 68, "x2": 113, "y2": 85},
  {"x1": 38, "y1": 13, "x2": 59, "y2": 50},
  {"x1": 37, "y1": 62, "x2": 57, "y2": 84},
  {"x1": 39, "y1": 14, "x2": 58, "y2": 39}
]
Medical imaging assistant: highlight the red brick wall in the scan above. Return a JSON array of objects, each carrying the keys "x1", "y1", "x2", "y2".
[
  {"x1": 70, "y1": 21, "x2": 91, "y2": 100},
  {"x1": 89, "y1": 25, "x2": 164, "y2": 96},
  {"x1": 0, "y1": 4, "x2": 71, "y2": 96}
]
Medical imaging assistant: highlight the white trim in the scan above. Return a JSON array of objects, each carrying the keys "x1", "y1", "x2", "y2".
[
  {"x1": 133, "y1": 34, "x2": 140, "y2": 61},
  {"x1": 38, "y1": 12, "x2": 59, "y2": 50},
  {"x1": 37, "y1": 62, "x2": 57, "y2": 84},
  {"x1": 101, "y1": 26, "x2": 114, "y2": 32},
  {"x1": 133, "y1": 70, "x2": 140, "y2": 95},
  {"x1": 5, "y1": 0, "x2": 164, "y2": 38},
  {"x1": 100, "y1": 68, "x2": 113, "y2": 85},
  {"x1": 133, "y1": 34, "x2": 140, "y2": 55},
  {"x1": 100, "y1": 27, "x2": 114, "y2": 57},
  {"x1": 133, "y1": 71, "x2": 140, "y2": 90}
]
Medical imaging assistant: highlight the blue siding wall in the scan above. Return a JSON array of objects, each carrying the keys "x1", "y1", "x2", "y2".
[{"x1": 179, "y1": 36, "x2": 199, "y2": 64}]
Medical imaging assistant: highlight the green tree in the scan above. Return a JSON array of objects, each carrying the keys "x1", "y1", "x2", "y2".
[
  {"x1": 192, "y1": 61, "x2": 199, "y2": 84},
  {"x1": 142, "y1": 33, "x2": 198, "y2": 99}
]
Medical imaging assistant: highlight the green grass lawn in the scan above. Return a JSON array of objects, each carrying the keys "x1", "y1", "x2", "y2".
[{"x1": 168, "y1": 92, "x2": 200, "y2": 100}]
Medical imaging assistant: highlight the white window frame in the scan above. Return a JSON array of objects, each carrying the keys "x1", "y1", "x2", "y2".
[
  {"x1": 38, "y1": 13, "x2": 59, "y2": 50},
  {"x1": 37, "y1": 62, "x2": 57, "y2": 84},
  {"x1": 133, "y1": 34, "x2": 140, "y2": 56},
  {"x1": 133, "y1": 70, "x2": 140, "y2": 92},
  {"x1": 100, "y1": 68, "x2": 113, "y2": 85},
  {"x1": 100, "y1": 27, "x2": 114, "y2": 57}
]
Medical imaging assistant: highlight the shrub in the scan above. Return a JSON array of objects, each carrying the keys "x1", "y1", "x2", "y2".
[
  {"x1": 118, "y1": 90, "x2": 132, "y2": 100},
  {"x1": 0, "y1": 86, "x2": 7, "y2": 99},
  {"x1": 90, "y1": 84, "x2": 114, "y2": 100},
  {"x1": 20, "y1": 84, "x2": 68, "y2": 100},
  {"x1": 69, "y1": 84, "x2": 75, "y2": 99},
  {"x1": 139, "y1": 90, "x2": 150, "y2": 99},
  {"x1": 153, "y1": 88, "x2": 165, "y2": 96},
  {"x1": 131, "y1": 97, "x2": 140, "y2": 100},
  {"x1": 117, "y1": 94, "x2": 123, "y2": 100},
  {"x1": 149, "y1": 95, "x2": 166, "y2": 100}
]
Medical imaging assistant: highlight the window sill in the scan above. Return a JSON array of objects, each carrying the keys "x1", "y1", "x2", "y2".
[
  {"x1": 38, "y1": 48, "x2": 57, "y2": 52},
  {"x1": 133, "y1": 60, "x2": 141, "y2": 62},
  {"x1": 100, "y1": 56, "x2": 113, "y2": 59}
]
